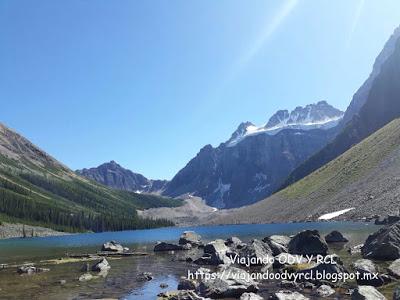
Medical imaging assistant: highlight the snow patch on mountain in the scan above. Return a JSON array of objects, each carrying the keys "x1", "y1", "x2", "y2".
[{"x1": 227, "y1": 101, "x2": 343, "y2": 147}]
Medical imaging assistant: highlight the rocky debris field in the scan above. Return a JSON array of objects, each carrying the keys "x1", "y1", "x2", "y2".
[{"x1": 153, "y1": 225, "x2": 400, "y2": 299}]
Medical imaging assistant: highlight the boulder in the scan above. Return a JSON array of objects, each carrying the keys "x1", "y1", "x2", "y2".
[
  {"x1": 297, "y1": 255, "x2": 347, "y2": 282},
  {"x1": 270, "y1": 290, "x2": 309, "y2": 300},
  {"x1": 324, "y1": 231, "x2": 349, "y2": 243},
  {"x1": 157, "y1": 290, "x2": 209, "y2": 300},
  {"x1": 154, "y1": 242, "x2": 187, "y2": 252},
  {"x1": 351, "y1": 286, "x2": 386, "y2": 300},
  {"x1": 288, "y1": 230, "x2": 328, "y2": 256},
  {"x1": 91, "y1": 258, "x2": 111, "y2": 272},
  {"x1": 263, "y1": 235, "x2": 290, "y2": 256},
  {"x1": 226, "y1": 237, "x2": 246, "y2": 249},
  {"x1": 273, "y1": 253, "x2": 308, "y2": 268},
  {"x1": 237, "y1": 239, "x2": 274, "y2": 267},
  {"x1": 240, "y1": 292, "x2": 263, "y2": 300},
  {"x1": 393, "y1": 286, "x2": 400, "y2": 300},
  {"x1": 362, "y1": 223, "x2": 400, "y2": 260},
  {"x1": 195, "y1": 239, "x2": 230, "y2": 266},
  {"x1": 315, "y1": 285, "x2": 335, "y2": 297},
  {"x1": 353, "y1": 259, "x2": 377, "y2": 274},
  {"x1": 388, "y1": 259, "x2": 400, "y2": 278},
  {"x1": 178, "y1": 277, "x2": 197, "y2": 290},
  {"x1": 179, "y1": 231, "x2": 202, "y2": 246},
  {"x1": 348, "y1": 244, "x2": 364, "y2": 255},
  {"x1": 17, "y1": 265, "x2": 49, "y2": 274},
  {"x1": 78, "y1": 273, "x2": 93, "y2": 282},
  {"x1": 197, "y1": 266, "x2": 258, "y2": 298},
  {"x1": 101, "y1": 240, "x2": 124, "y2": 252},
  {"x1": 137, "y1": 272, "x2": 153, "y2": 281}
]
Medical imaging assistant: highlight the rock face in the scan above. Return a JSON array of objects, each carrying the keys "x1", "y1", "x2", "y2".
[
  {"x1": 263, "y1": 235, "x2": 290, "y2": 255},
  {"x1": 283, "y1": 25, "x2": 400, "y2": 190},
  {"x1": 288, "y1": 230, "x2": 328, "y2": 256},
  {"x1": 362, "y1": 223, "x2": 400, "y2": 260},
  {"x1": 163, "y1": 101, "x2": 342, "y2": 208},
  {"x1": 197, "y1": 266, "x2": 258, "y2": 298},
  {"x1": 102, "y1": 241, "x2": 124, "y2": 252},
  {"x1": 325, "y1": 231, "x2": 348, "y2": 243},
  {"x1": 179, "y1": 231, "x2": 202, "y2": 246},
  {"x1": 351, "y1": 285, "x2": 386, "y2": 300},
  {"x1": 77, "y1": 160, "x2": 168, "y2": 193}
]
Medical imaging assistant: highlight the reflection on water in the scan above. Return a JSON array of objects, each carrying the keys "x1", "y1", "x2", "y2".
[{"x1": 0, "y1": 222, "x2": 378, "y2": 300}]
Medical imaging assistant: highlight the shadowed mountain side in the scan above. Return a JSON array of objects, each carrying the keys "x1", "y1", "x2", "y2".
[{"x1": 207, "y1": 118, "x2": 400, "y2": 224}]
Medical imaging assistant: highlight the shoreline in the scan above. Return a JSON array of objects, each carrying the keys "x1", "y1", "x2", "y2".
[{"x1": 0, "y1": 222, "x2": 71, "y2": 240}]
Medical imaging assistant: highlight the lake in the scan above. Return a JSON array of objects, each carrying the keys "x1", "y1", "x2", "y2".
[{"x1": 0, "y1": 221, "x2": 378, "y2": 299}]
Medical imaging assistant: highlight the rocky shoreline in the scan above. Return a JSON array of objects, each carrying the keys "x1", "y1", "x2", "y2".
[
  {"x1": 0, "y1": 222, "x2": 70, "y2": 239},
  {"x1": 150, "y1": 224, "x2": 400, "y2": 299}
]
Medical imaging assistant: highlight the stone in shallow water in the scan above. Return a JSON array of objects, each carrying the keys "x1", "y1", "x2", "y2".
[
  {"x1": 154, "y1": 242, "x2": 187, "y2": 252},
  {"x1": 78, "y1": 273, "x2": 93, "y2": 282},
  {"x1": 288, "y1": 230, "x2": 328, "y2": 256},
  {"x1": 101, "y1": 240, "x2": 124, "y2": 252},
  {"x1": 315, "y1": 285, "x2": 335, "y2": 297},
  {"x1": 179, "y1": 231, "x2": 202, "y2": 246},
  {"x1": 324, "y1": 231, "x2": 348, "y2": 243},
  {"x1": 91, "y1": 258, "x2": 111, "y2": 272}
]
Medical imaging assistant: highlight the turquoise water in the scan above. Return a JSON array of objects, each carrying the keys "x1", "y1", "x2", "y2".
[{"x1": 0, "y1": 221, "x2": 374, "y2": 263}]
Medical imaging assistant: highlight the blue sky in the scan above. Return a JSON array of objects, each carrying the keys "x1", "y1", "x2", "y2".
[{"x1": 1, "y1": 0, "x2": 400, "y2": 179}]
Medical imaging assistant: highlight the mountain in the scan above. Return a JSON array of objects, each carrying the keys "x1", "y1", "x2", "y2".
[
  {"x1": 283, "y1": 25, "x2": 400, "y2": 188},
  {"x1": 210, "y1": 118, "x2": 400, "y2": 224},
  {"x1": 0, "y1": 123, "x2": 181, "y2": 232},
  {"x1": 77, "y1": 161, "x2": 168, "y2": 193},
  {"x1": 163, "y1": 101, "x2": 344, "y2": 208}
]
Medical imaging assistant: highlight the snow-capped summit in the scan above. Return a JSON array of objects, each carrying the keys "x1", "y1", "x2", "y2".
[{"x1": 227, "y1": 101, "x2": 344, "y2": 147}]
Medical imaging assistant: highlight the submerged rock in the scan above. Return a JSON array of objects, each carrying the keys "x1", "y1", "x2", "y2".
[
  {"x1": 137, "y1": 272, "x2": 154, "y2": 282},
  {"x1": 324, "y1": 231, "x2": 348, "y2": 243},
  {"x1": 362, "y1": 222, "x2": 400, "y2": 260},
  {"x1": 288, "y1": 230, "x2": 328, "y2": 256},
  {"x1": 78, "y1": 273, "x2": 93, "y2": 282},
  {"x1": 263, "y1": 235, "x2": 290, "y2": 256},
  {"x1": 179, "y1": 231, "x2": 202, "y2": 246},
  {"x1": 351, "y1": 285, "x2": 386, "y2": 300}
]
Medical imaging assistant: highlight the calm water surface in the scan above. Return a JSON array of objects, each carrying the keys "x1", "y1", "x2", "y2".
[{"x1": 0, "y1": 222, "x2": 379, "y2": 300}]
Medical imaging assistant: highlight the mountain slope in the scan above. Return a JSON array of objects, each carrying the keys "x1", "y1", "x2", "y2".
[
  {"x1": 164, "y1": 101, "x2": 343, "y2": 208},
  {"x1": 210, "y1": 118, "x2": 400, "y2": 224},
  {"x1": 283, "y1": 25, "x2": 400, "y2": 188},
  {"x1": 0, "y1": 123, "x2": 181, "y2": 232},
  {"x1": 77, "y1": 161, "x2": 168, "y2": 193}
]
